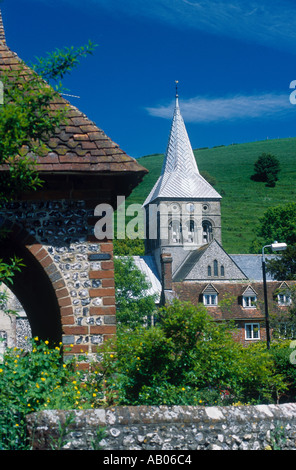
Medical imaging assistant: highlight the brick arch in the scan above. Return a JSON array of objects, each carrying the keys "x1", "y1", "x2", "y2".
[{"x1": 0, "y1": 219, "x2": 74, "y2": 346}]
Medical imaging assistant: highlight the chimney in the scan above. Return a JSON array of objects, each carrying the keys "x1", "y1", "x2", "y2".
[{"x1": 161, "y1": 252, "x2": 173, "y2": 291}]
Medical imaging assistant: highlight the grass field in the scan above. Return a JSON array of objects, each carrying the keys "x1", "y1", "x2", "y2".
[{"x1": 125, "y1": 137, "x2": 296, "y2": 254}]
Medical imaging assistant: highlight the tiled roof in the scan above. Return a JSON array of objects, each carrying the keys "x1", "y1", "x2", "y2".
[
  {"x1": 0, "y1": 12, "x2": 147, "y2": 178},
  {"x1": 143, "y1": 95, "x2": 221, "y2": 206},
  {"x1": 173, "y1": 281, "x2": 284, "y2": 321}
]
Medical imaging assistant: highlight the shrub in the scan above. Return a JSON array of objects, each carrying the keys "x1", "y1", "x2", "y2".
[
  {"x1": 0, "y1": 337, "x2": 104, "y2": 449},
  {"x1": 100, "y1": 300, "x2": 288, "y2": 406}
]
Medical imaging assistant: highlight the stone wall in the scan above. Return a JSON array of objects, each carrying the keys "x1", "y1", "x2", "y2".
[{"x1": 26, "y1": 403, "x2": 296, "y2": 450}]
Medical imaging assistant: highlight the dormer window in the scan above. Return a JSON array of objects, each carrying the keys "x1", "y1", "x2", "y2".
[
  {"x1": 278, "y1": 293, "x2": 292, "y2": 306},
  {"x1": 202, "y1": 284, "x2": 218, "y2": 306},
  {"x1": 242, "y1": 286, "x2": 257, "y2": 308},
  {"x1": 277, "y1": 282, "x2": 292, "y2": 306}
]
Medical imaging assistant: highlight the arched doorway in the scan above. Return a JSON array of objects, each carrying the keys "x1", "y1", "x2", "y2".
[{"x1": 0, "y1": 223, "x2": 67, "y2": 346}]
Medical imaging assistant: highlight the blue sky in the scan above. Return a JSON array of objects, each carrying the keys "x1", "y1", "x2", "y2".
[{"x1": 2, "y1": 0, "x2": 296, "y2": 158}]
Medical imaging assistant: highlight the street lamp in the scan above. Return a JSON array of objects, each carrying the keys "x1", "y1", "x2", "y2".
[{"x1": 262, "y1": 241, "x2": 287, "y2": 349}]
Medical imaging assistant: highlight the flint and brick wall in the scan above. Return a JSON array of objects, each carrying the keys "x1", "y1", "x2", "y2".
[
  {"x1": 0, "y1": 199, "x2": 116, "y2": 360},
  {"x1": 26, "y1": 403, "x2": 296, "y2": 450}
]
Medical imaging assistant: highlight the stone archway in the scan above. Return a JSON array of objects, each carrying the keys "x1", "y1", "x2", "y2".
[{"x1": 0, "y1": 220, "x2": 74, "y2": 346}]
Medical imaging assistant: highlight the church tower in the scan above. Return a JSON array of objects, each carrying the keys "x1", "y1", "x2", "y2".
[{"x1": 143, "y1": 84, "x2": 222, "y2": 275}]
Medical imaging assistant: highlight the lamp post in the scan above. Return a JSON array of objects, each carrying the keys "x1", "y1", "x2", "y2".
[{"x1": 262, "y1": 241, "x2": 287, "y2": 349}]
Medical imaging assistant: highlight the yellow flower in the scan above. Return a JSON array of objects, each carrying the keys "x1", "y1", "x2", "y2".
[
  {"x1": 63, "y1": 364, "x2": 66, "y2": 368},
  {"x1": 0, "y1": 369, "x2": 3, "y2": 373},
  {"x1": 93, "y1": 393, "x2": 96, "y2": 397},
  {"x1": 41, "y1": 377, "x2": 46, "y2": 382},
  {"x1": 181, "y1": 387, "x2": 185, "y2": 391},
  {"x1": 45, "y1": 340, "x2": 49, "y2": 345},
  {"x1": 15, "y1": 423, "x2": 19, "y2": 427},
  {"x1": 34, "y1": 336, "x2": 39, "y2": 341},
  {"x1": 36, "y1": 383, "x2": 40, "y2": 388}
]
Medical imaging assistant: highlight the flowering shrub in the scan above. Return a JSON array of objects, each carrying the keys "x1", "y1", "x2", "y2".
[{"x1": 0, "y1": 337, "x2": 103, "y2": 449}]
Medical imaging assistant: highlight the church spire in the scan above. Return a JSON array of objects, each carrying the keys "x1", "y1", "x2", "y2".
[
  {"x1": 0, "y1": 10, "x2": 6, "y2": 46},
  {"x1": 143, "y1": 83, "x2": 221, "y2": 206}
]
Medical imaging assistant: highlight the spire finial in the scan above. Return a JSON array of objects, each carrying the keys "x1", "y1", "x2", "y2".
[{"x1": 175, "y1": 80, "x2": 179, "y2": 98}]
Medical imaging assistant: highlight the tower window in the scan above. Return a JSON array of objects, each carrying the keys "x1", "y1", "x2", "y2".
[
  {"x1": 185, "y1": 219, "x2": 196, "y2": 244},
  {"x1": 208, "y1": 265, "x2": 212, "y2": 276},
  {"x1": 221, "y1": 265, "x2": 225, "y2": 277},
  {"x1": 169, "y1": 220, "x2": 182, "y2": 244},
  {"x1": 202, "y1": 220, "x2": 213, "y2": 243}
]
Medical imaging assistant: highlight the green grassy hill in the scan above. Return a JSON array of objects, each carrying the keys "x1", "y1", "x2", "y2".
[{"x1": 126, "y1": 137, "x2": 296, "y2": 254}]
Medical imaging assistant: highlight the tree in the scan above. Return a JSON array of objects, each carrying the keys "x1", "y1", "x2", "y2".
[
  {"x1": 266, "y1": 246, "x2": 296, "y2": 281},
  {"x1": 250, "y1": 202, "x2": 296, "y2": 280},
  {"x1": 114, "y1": 256, "x2": 157, "y2": 328},
  {"x1": 254, "y1": 202, "x2": 296, "y2": 248},
  {"x1": 251, "y1": 153, "x2": 280, "y2": 187}
]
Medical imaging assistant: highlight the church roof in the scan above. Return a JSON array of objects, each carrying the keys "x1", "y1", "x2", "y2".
[
  {"x1": 143, "y1": 91, "x2": 221, "y2": 206},
  {"x1": 0, "y1": 11, "x2": 147, "y2": 179},
  {"x1": 230, "y1": 254, "x2": 276, "y2": 281}
]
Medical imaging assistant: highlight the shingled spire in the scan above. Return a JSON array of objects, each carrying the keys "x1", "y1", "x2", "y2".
[
  {"x1": 0, "y1": 10, "x2": 6, "y2": 46},
  {"x1": 143, "y1": 85, "x2": 221, "y2": 206}
]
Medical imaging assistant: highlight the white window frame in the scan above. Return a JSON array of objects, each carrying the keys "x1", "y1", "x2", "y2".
[
  {"x1": 245, "y1": 323, "x2": 260, "y2": 340},
  {"x1": 242, "y1": 295, "x2": 257, "y2": 308},
  {"x1": 277, "y1": 293, "x2": 292, "y2": 306},
  {"x1": 203, "y1": 293, "x2": 218, "y2": 306}
]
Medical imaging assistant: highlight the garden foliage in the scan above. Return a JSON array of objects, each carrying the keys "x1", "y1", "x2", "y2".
[{"x1": 100, "y1": 300, "x2": 291, "y2": 407}]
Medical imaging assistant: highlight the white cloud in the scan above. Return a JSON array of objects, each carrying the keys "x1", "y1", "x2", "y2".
[
  {"x1": 146, "y1": 93, "x2": 293, "y2": 123},
  {"x1": 34, "y1": 0, "x2": 296, "y2": 50},
  {"x1": 69, "y1": 0, "x2": 296, "y2": 51}
]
